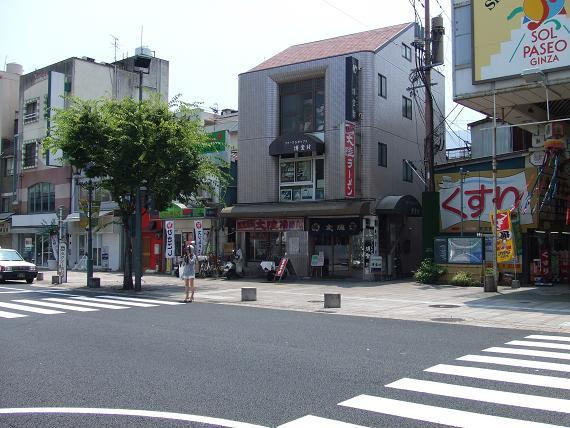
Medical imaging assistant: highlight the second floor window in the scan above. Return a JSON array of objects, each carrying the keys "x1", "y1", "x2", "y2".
[
  {"x1": 28, "y1": 182, "x2": 55, "y2": 213},
  {"x1": 23, "y1": 141, "x2": 37, "y2": 168},
  {"x1": 280, "y1": 156, "x2": 324, "y2": 201},
  {"x1": 402, "y1": 43, "x2": 412, "y2": 61},
  {"x1": 24, "y1": 99, "x2": 39, "y2": 124},
  {"x1": 403, "y1": 160, "x2": 414, "y2": 183},
  {"x1": 280, "y1": 78, "x2": 325, "y2": 134},
  {"x1": 378, "y1": 143, "x2": 387, "y2": 167}
]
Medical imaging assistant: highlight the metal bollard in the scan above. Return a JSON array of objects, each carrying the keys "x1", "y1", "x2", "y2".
[
  {"x1": 324, "y1": 293, "x2": 341, "y2": 308},
  {"x1": 241, "y1": 287, "x2": 257, "y2": 301}
]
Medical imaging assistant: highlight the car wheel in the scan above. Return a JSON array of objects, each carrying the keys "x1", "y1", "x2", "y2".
[{"x1": 26, "y1": 278, "x2": 34, "y2": 284}]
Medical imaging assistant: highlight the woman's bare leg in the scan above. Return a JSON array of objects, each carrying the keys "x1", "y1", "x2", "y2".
[
  {"x1": 184, "y1": 278, "x2": 190, "y2": 301},
  {"x1": 189, "y1": 278, "x2": 195, "y2": 302}
]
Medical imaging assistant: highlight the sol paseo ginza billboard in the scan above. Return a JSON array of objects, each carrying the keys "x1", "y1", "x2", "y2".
[{"x1": 474, "y1": 0, "x2": 570, "y2": 82}]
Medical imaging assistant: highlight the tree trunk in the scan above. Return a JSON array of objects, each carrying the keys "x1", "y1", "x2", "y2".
[{"x1": 123, "y1": 223, "x2": 134, "y2": 290}]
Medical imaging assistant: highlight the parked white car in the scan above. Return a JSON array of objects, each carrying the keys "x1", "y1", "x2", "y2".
[{"x1": 0, "y1": 249, "x2": 38, "y2": 284}]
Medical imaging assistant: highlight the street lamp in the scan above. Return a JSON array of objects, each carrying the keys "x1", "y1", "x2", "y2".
[
  {"x1": 75, "y1": 161, "x2": 97, "y2": 288},
  {"x1": 133, "y1": 51, "x2": 151, "y2": 291}
]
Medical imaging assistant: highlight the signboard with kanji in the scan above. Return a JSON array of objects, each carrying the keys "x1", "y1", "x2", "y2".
[
  {"x1": 493, "y1": 209, "x2": 515, "y2": 263},
  {"x1": 344, "y1": 121, "x2": 356, "y2": 198}
]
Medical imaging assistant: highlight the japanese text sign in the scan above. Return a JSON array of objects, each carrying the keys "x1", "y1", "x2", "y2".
[
  {"x1": 165, "y1": 220, "x2": 175, "y2": 258},
  {"x1": 493, "y1": 210, "x2": 515, "y2": 263},
  {"x1": 344, "y1": 121, "x2": 356, "y2": 198}
]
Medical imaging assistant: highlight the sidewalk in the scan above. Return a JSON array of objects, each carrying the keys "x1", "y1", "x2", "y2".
[{"x1": 34, "y1": 270, "x2": 570, "y2": 333}]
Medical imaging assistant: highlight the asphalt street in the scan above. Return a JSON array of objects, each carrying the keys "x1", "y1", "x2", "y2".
[{"x1": 1, "y1": 283, "x2": 570, "y2": 427}]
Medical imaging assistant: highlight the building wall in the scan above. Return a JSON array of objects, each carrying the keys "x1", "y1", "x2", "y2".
[
  {"x1": 238, "y1": 24, "x2": 445, "y2": 205},
  {"x1": 0, "y1": 70, "x2": 20, "y2": 142}
]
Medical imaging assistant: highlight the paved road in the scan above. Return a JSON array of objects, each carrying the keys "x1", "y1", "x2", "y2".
[{"x1": 1, "y1": 284, "x2": 570, "y2": 427}]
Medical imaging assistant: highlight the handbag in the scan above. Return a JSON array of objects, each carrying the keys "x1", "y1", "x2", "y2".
[{"x1": 178, "y1": 262, "x2": 185, "y2": 278}]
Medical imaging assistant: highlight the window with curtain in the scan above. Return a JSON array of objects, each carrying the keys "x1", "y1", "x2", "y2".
[{"x1": 28, "y1": 182, "x2": 55, "y2": 213}]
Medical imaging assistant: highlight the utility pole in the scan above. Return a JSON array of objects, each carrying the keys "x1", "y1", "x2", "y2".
[{"x1": 424, "y1": 0, "x2": 435, "y2": 192}]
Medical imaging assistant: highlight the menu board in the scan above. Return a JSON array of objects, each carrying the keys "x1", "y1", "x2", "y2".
[{"x1": 433, "y1": 237, "x2": 448, "y2": 264}]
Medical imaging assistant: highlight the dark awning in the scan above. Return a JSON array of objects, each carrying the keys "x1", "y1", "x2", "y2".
[
  {"x1": 221, "y1": 200, "x2": 371, "y2": 218},
  {"x1": 375, "y1": 195, "x2": 421, "y2": 217},
  {"x1": 269, "y1": 133, "x2": 325, "y2": 156}
]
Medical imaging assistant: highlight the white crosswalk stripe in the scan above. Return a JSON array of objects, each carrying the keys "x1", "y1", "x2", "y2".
[
  {"x1": 0, "y1": 310, "x2": 27, "y2": 318},
  {"x1": 425, "y1": 363, "x2": 570, "y2": 390},
  {"x1": 96, "y1": 295, "x2": 184, "y2": 305},
  {"x1": 338, "y1": 395, "x2": 564, "y2": 428},
  {"x1": 0, "y1": 301, "x2": 63, "y2": 314},
  {"x1": 278, "y1": 334, "x2": 570, "y2": 427},
  {"x1": 386, "y1": 378, "x2": 570, "y2": 413},
  {"x1": 458, "y1": 354, "x2": 570, "y2": 372},
  {"x1": 13, "y1": 299, "x2": 99, "y2": 312},
  {"x1": 526, "y1": 335, "x2": 570, "y2": 343},
  {"x1": 483, "y1": 346, "x2": 570, "y2": 360},
  {"x1": 43, "y1": 297, "x2": 130, "y2": 310},
  {"x1": 69, "y1": 296, "x2": 158, "y2": 307},
  {"x1": 507, "y1": 340, "x2": 570, "y2": 351},
  {"x1": 0, "y1": 294, "x2": 183, "y2": 320}
]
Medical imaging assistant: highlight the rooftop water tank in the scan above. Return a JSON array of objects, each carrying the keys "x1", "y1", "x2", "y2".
[
  {"x1": 135, "y1": 46, "x2": 153, "y2": 57},
  {"x1": 6, "y1": 63, "x2": 23, "y2": 75}
]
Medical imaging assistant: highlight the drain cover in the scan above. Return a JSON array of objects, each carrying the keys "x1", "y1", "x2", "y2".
[
  {"x1": 429, "y1": 304, "x2": 460, "y2": 308},
  {"x1": 308, "y1": 300, "x2": 324, "y2": 303},
  {"x1": 431, "y1": 317, "x2": 465, "y2": 323}
]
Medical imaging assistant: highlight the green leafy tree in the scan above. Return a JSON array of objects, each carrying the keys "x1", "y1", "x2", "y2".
[{"x1": 44, "y1": 95, "x2": 227, "y2": 289}]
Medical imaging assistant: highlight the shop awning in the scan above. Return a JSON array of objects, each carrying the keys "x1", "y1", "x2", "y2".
[
  {"x1": 269, "y1": 133, "x2": 325, "y2": 156},
  {"x1": 64, "y1": 210, "x2": 113, "y2": 222},
  {"x1": 221, "y1": 200, "x2": 372, "y2": 218},
  {"x1": 0, "y1": 213, "x2": 13, "y2": 223},
  {"x1": 375, "y1": 195, "x2": 422, "y2": 217}
]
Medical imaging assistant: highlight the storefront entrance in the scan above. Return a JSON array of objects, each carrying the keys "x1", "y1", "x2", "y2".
[{"x1": 19, "y1": 233, "x2": 53, "y2": 266}]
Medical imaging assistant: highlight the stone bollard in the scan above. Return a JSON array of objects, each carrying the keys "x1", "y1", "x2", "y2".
[
  {"x1": 36, "y1": 272, "x2": 44, "y2": 281},
  {"x1": 511, "y1": 279, "x2": 520, "y2": 289},
  {"x1": 51, "y1": 275, "x2": 60, "y2": 285},
  {"x1": 241, "y1": 287, "x2": 257, "y2": 301},
  {"x1": 324, "y1": 293, "x2": 341, "y2": 308},
  {"x1": 88, "y1": 277, "x2": 101, "y2": 288}
]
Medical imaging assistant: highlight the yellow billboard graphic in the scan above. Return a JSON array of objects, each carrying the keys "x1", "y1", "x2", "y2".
[{"x1": 473, "y1": 0, "x2": 570, "y2": 82}]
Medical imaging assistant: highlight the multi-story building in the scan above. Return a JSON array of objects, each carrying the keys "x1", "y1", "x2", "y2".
[
  {"x1": 0, "y1": 63, "x2": 22, "y2": 248},
  {"x1": 435, "y1": 0, "x2": 570, "y2": 284},
  {"x1": 222, "y1": 23, "x2": 445, "y2": 278},
  {"x1": 13, "y1": 53, "x2": 169, "y2": 269}
]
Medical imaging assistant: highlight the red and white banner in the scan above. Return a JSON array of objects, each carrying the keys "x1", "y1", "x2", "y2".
[
  {"x1": 344, "y1": 121, "x2": 356, "y2": 198},
  {"x1": 164, "y1": 220, "x2": 175, "y2": 259},
  {"x1": 236, "y1": 218, "x2": 304, "y2": 232},
  {"x1": 194, "y1": 220, "x2": 204, "y2": 256}
]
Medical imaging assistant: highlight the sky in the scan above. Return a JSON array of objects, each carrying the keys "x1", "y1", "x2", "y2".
[{"x1": 0, "y1": 0, "x2": 482, "y2": 148}]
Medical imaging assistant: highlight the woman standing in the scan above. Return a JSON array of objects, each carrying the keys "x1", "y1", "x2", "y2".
[{"x1": 181, "y1": 245, "x2": 198, "y2": 302}]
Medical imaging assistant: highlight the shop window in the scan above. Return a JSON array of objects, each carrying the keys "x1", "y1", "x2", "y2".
[
  {"x1": 402, "y1": 96, "x2": 412, "y2": 120},
  {"x1": 280, "y1": 157, "x2": 324, "y2": 202},
  {"x1": 280, "y1": 78, "x2": 325, "y2": 134},
  {"x1": 24, "y1": 98, "x2": 39, "y2": 124},
  {"x1": 23, "y1": 141, "x2": 37, "y2": 168},
  {"x1": 378, "y1": 143, "x2": 387, "y2": 167},
  {"x1": 28, "y1": 182, "x2": 55, "y2": 213},
  {"x1": 1, "y1": 197, "x2": 11, "y2": 213},
  {"x1": 378, "y1": 74, "x2": 387, "y2": 98},
  {"x1": 246, "y1": 232, "x2": 285, "y2": 261}
]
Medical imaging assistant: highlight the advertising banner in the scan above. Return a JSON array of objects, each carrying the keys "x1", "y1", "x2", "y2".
[
  {"x1": 195, "y1": 220, "x2": 204, "y2": 256},
  {"x1": 473, "y1": 0, "x2": 570, "y2": 82},
  {"x1": 164, "y1": 220, "x2": 175, "y2": 259},
  {"x1": 494, "y1": 209, "x2": 516, "y2": 263},
  {"x1": 437, "y1": 170, "x2": 534, "y2": 231},
  {"x1": 236, "y1": 218, "x2": 304, "y2": 232},
  {"x1": 344, "y1": 121, "x2": 356, "y2": 198}
]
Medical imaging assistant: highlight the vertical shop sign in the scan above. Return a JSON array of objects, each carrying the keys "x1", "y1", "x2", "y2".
[
  {"x1": 494, "y1": 209, "x2": 515, "y2": 263},
  {"x1": 164, "y1": 220, "x2": 175, "y2": 258},
  {"x1": 345, "y1": 56, "x2": 359, "y2": 121},
  {"x1": 195, "y1": 220, "x2": 203, "y2": 256},
  {"x1": 344, "y1": 121, "x2": 356, "y2": 198}
]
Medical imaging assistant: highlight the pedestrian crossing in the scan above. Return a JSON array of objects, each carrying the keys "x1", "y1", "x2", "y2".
[
  {"x1": 278, "y1": 333, "x2": 570, "y2": 427},
  {"x1": 0, "y1": 293, "x2": 183, "y2": 319}
]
